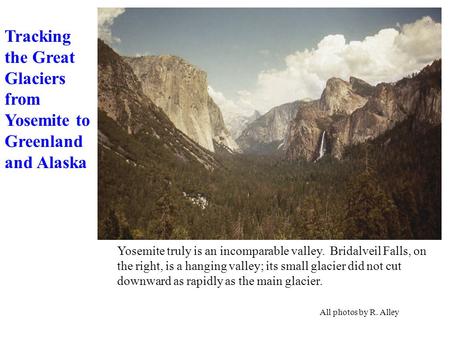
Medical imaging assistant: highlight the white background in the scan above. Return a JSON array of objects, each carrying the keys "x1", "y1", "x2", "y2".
[{"x1": 0, "y1": 1, "x2": 448, "y2": 337}]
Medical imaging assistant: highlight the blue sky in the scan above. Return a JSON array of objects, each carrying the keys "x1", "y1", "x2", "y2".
[{"x1": 99, "y1": 8, "x2": 441, "y2": 116}]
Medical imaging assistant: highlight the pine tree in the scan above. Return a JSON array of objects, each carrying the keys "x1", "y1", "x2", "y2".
[
  {"x1": 100, "y1": 209, "x2": 120, "y2": 239},
  {"x1": 344, "y1": 168, "x2": 400, "y2": 239},
  {"x1": 153, "y1": 194, "x2": 176, "y2": 239}
]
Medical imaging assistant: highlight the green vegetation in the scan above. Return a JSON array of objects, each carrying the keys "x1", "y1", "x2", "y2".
[{"x1": 99, "y1": 111, "x2": 440, "y2": 240}]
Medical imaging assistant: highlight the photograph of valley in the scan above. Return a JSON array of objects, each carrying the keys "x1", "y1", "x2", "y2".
[{"x1": 98, "y1": 8, "x2": 441, "y2": 240}]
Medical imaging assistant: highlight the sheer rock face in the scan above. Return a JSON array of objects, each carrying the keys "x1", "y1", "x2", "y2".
[
  {"x1": 98, "y1": 40, "x2": 219, "y2": 170},
  {"x1": 319, "y1": 78, "x2": 368, "y2": 116},
  {"x1": 395, "y1": 60, "x2": 441, "y2": 127},
  {"x1": 284, "y1": 100, "x2": 327, "y2": 161},
  {"x1": 349, "y1": 76, "x2": 377, "y2": 97},
  {"x1": 237, "y1": 101, "x2": 301, "y2": 153},
  {"x1": 125, "y1": 55, "x2": 238, "y2": 152},
  {"x1": 207, "y1": 96, "x2": 239, "y2": 151},
  {"x1": 285, "y1": 78, "x2": 368, "y2": 161},
  {"x1": 285, "y1": 60, "x2": 441, "y2": 161}
]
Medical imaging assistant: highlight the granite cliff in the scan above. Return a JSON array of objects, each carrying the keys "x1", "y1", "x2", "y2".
[
  {"x1": 98, "y1": 39, "x2": 218, "y2": 170},
  {"x1": 285, "y1": 60, "x2": 441, "y2": 161},
  {"x1": 125, "y1": 55, "x2": 238, "y2": 152}
]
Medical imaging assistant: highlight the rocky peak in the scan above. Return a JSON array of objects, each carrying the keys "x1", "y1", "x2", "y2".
[
  {"x1": 349, "y1": 76, "x2": 376, "y2": 97},
  {"x1": 394, "y1": 59, "x2": 441, "y2": 127},
  {"x1": 285, "y1": 60, "x2": 441, "y2": 162},
  {"x1": 252, "y1": 110, "x2": 262, "y2": 120},
  {"x1": 137, "y1": 55, "x2": 207, "y2": 78},
  {"x1": 319, "y1": 77, "x2": 367, "y2": 115},
  {"x1": 416, "y1": 59, "x2": 441, "y2": 81}
]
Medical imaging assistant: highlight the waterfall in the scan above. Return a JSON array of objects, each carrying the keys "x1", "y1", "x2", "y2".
[{"x1": 315, "y1": 131, "x2": 326, "y2": 162}]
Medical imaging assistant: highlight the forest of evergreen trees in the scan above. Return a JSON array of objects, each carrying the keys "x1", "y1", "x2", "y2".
[{"x1": 98, "y1": 111, "x2": 441, "y2": 240}]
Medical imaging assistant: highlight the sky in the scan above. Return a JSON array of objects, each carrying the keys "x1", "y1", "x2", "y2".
[{"x1": 98, "y1": 8, "x2": 441, "y2": 118}]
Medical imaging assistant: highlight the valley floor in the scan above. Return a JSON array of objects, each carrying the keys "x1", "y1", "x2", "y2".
[{"x1": 99, "y1": 115, "x2": 441, "y2": 240}]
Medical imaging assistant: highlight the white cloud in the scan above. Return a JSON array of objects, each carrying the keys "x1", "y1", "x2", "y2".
[
  {"x1": 208, "y1": 85, "x2": 261, "y2": 120},
  {"x1": 395, "y1": 16, "x2": 441, "y2": 63},
  {"x1": 135, "y1": 51, "x2": 153, "y2": 57},
  {"x1": 208, "y1": 86, "x2": 240, "y2": 118},
  {"x1": 98, "y1": 8, "x2": 125, "y2": 44},
  {"x1": 213, "y1": 16, "x2": 441, "y2": 116}
]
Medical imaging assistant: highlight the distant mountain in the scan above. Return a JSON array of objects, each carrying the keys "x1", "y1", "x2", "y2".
[
  {"x1": 207, "y1": 96, "x2": 241, "y2": 152},
  {"x1": 285, "y1": 60, "x2": 441, "y2": 161},
  {"x1": 236, "y1": 101, "x2": 301, "y2": 154},
  {"x1": 225, "y1": 110, "x2": 262, "y2": 140},
  {"x1": 125, "y1": 55, "x2": 238, "y2": 152}
]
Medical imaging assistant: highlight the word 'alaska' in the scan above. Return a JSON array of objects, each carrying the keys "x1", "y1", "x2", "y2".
[{"x1": 5, "y1": 156, "x2": 86, "y2": 169}]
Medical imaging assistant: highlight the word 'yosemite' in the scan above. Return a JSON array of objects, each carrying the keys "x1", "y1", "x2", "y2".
[
  {"x1": 5, "y1": 113, "x2": 70, "y2": 127},
  {"x1": 4, "y1": 29, "x2": 71, "y2": 46}
]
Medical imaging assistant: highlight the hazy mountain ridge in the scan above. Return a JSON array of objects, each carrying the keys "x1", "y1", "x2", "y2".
[
  {"x1": 225, "y1": 110, "x2": 262, "y2": 140},
  {"x1": 236, "y1": 101, "x2": 301, "y2": 154}
]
